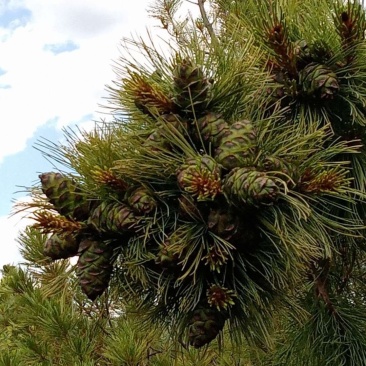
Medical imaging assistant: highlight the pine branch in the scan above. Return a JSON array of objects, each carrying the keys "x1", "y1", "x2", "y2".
[
  {"x1": 148, "y1": 0, "x2": 189, "y2": 44},
  {"x1": 333, "y1": 0, "x2": 366, "y2": 64},
  {"x1": 311, "y1": 259, "x2": 339, "y2": 319},
  {"x1": 197, "y1": 0, "x2": 219, "y2": 47}
]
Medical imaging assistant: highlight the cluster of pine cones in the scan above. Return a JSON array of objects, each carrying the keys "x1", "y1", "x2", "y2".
[{"x1": 36, "y1": 47, "x2": 349, "y2": 348}]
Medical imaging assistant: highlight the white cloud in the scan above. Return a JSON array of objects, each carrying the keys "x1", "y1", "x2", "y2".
[
  {"x1": 0, "y1": 0, "x2": 155, "y2": 266},
  {"x1": 0, "y1": 0, "x2": 154, "y2": 163}
]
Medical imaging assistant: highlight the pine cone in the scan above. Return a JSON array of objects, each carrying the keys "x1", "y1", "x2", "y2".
[
  {"x1": 43, "y1": 233, "x2": 80, "y2": 260},
  {"x1": 76, "y1": 238, "x2": 115, "y2": 300},
  {"x1": 223, "y1": 168, "x2": 279, "y2": 206},
  {"x1": 143, "y1": 126, "x2": 171, "y2": 152},
  {"x1": 294, "y1": 39, "x2": 312, "y2": 67},
  {"x1": 143, "y1": 116, "x2": 188, "y2": 153},
  {"x1": 207, "y1": 205, "x2": 241, "y2": 241},
  {"x1": 127, "y1": 187, "x2": 157, "y2": 214},
  {"x1": 39, "y1": 172, "x2": 90, "y2": 220},
  {"x1": 194, "y1": 112, "x2": 230, "y2": 148},
  {"x1": 155, "y1": 239, "x2": 180, "y2": 270},
  {"x1": 214, "y1": 120, "x2": 257, "y2": 170},
  {"x1": 187, "y1": 306, "x2": 226, "y2": 348},
  {"x1": 177, "y1": 155, "x2": 221, "y2": 201},
  {"x1": 261, "y1": 156, "x2": 297, "y2": 187},
  {"x1": 125, "y1": 71, "x2": 175, "y2": 116},
  {"x1": 160, "y1": 112, "x2": 188, "y2": 128},
  {"x1": 299, "y1": 62, "x2": 339, "y2": 99},
  {"x1": 91, "y1": 166, "x2": 128, "y2": 193},
  {"x1": 88, "y1": 202, "x2": 137, "y2": 234},
  {"x1": 173, "y1": 57, "x2": 209, "y2": 114},
  {"x1": 294, "y1": 40, "x2": 333, "y2": 70}
]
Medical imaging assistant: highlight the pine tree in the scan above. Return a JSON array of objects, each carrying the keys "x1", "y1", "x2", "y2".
[{"x1": 16, "y1": 0, "x2": 366, "y2": 364}]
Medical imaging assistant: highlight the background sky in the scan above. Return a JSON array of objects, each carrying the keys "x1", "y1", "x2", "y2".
[{"x1": 0, "y1": 0, "x2": 198, "y2": 267}]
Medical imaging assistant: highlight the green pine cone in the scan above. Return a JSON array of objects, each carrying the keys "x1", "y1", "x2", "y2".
[
  {"x1": 294, "y1": 40, "x2": 312, "y2": 65},
  {"x1": 88, "y1": 202, "x2": 137, "y2": 234},
  {"x1": 177, "y1": 155, "x2": 221, "y2": 201},
  {"x1": 155, "y1": 239, "x2": 180, "y2": 270},
  {"x1": 160, "y1": 112, "x2": 188, "y2": 128},
  {"x1": 207, "y1": 205, "x2": 240, "y2": 242},
  {"x1": 143, "y1": 124, "x2": 170, "y2": 153},
  {"x1": 127, "y1": 186, "x2": 157, "y2": 214},
  {"x1": 143, "y1": 117, "x2": 188, "y2": 152},
  {"x1": 294, "y1": 40, "x2": 333, "y2": 70},
  {"x1": 299, "y1": 62, "x2": 339, "y2": 99},
  {"x1": 195, "y1": 112, "x2": 230, "y2": 148},
  {"x1": 125, "y1": 71, "x2": 175, "y2": 116},
  {"x1": 261, "y1": 156, "x2": 297, "y2": 186},
  {"x1": 173, "y1": 58, "x2": 209, "y2": 113},
  {"x1": 223, "y1": 168, "x2": 279, "y2": 206},
  {"x1": 76, "y1": 238, "x2": 115, "y2": 300},
  {"x1": 187, "y1": 306, "x2": 226, "y2": 348},
  {"x1": 214, "y1": 120, "x2": 257, "y2": 170},
  {"x1": 43, "y1": 233, "x2": 80, "y2": 260},
  {"x1": 39, "y1": 172, "x2": 90, "y2": 220}
]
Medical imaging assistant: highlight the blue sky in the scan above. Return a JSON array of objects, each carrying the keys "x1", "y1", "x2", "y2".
[
  {"x1": 0, "y1": 119, "x2": 63, "y2": 216},
  {"x1": 43, "y1": 40, "x2": 79, "y2": 54},
  {"x1": 0, "y1": 0, "x2": 156, "y2": 267},
  {"x1": 0, "y1": 4, "x2": 32, "y2": 29}
]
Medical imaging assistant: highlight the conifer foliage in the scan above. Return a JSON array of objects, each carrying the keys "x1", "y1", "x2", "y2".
[
  {"x1": 19, "y1": 0, "x2": 366, "y2": 363},
  {"x1": 0, "y1": 228, "x2": 254, "y2": 365}
]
